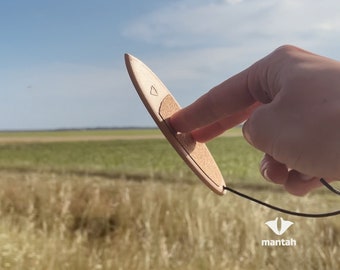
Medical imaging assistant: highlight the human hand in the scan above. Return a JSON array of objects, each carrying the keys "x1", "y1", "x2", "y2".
[{"x1": 170, "y1": 45, "x2": 340, "y2": 196}]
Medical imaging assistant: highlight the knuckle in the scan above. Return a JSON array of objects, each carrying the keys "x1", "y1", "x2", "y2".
[{"x1": 273, "y1": 44, "x2": 300, "y2": 56}]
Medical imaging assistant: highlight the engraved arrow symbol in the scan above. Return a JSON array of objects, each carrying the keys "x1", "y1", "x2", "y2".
[{"x1": 150, "y1": 85, "x2": 158, "y2": 96}]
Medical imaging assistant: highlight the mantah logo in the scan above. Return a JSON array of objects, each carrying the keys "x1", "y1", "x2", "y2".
[
  {"x1": 261, "y1": 217, "x2": 297, "y2": 247},
  {"x1": 265, "y1": 217, "x2": 294, "y2": 235}
]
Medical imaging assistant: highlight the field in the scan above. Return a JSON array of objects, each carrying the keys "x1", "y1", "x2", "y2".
[{"x1": 0, "y1": 128, "x2": 338, "y2": 270}]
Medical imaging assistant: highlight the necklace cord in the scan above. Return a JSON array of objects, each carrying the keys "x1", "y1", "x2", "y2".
[
  {"x1": 320, "y1": 178, "x2": 340, "y2": 195},
  {"x1": 223, "y1": 178, "x2": 340, "y2": 218}
]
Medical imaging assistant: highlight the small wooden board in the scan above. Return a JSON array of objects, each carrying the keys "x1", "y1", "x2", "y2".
[{"x1": 125, "y1": 54, "x2": 226, "y2": 195}]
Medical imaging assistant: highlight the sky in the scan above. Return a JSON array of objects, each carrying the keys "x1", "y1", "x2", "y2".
[{"x1": 1, "y1": 0, "x2": 340, "y2": 130}]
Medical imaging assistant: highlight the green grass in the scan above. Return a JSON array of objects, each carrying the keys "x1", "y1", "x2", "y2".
[
  {"x1": 0, "y1": 136, "x2": 263, "y2": 185},
  {"x1": 0, "y1": 129, "x2": 338, "y2": 269}
]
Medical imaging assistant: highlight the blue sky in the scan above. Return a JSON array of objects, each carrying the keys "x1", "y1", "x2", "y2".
[{"x1": 1, "y1": 0, "x2": 340, "y2": 130}]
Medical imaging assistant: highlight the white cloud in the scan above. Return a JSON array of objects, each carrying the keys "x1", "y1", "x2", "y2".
[
  {"x1": 224, "y1": 0, "x2": 243, "y2": 4},
  {"x1": 93, "y1": 0, "x2": 340, "y2": 131},
  {"x1": 3, "y1": 0, "x2": 340, "y2": 129},
  {"x1": 123, "y1": 0, "x2": 340, "y2": 57},
  {"x1": 121, "y1": 0, "x2": 340, "y2": 108}
]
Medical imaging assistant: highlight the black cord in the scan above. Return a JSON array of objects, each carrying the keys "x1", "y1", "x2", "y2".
[
  {"x1": 161, "y1": 118, "x2": 339, "y2": 217},
  {"x1": 223, "y1": 182, "x2": 340, "y2": 218},
  {"x1": 320, "y1": 178, "x2": 340, "y2": 195}
]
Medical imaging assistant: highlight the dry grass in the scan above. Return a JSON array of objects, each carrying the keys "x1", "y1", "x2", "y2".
[{"x1": 0, "y1": 170, "x2": 338, "y2": 270}]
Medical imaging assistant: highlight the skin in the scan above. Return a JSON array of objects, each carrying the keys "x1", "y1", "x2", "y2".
[{"x1": 170, "y1": 45, "x2": 340, "y2": 196}]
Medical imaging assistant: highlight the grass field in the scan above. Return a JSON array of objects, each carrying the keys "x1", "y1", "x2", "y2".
[
  {"x1": 0, "y1": 129, "x2": 262, "y2": 185},
  {"x1": 0, "y1": 128, "x2": 338, "y2": 269}
]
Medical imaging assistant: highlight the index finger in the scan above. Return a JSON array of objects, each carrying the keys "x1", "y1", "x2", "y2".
[{"x1": 170, "y1": 68, "x2": 257, "y2": 133}]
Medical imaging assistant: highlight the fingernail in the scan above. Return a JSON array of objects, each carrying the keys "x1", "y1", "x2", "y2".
[
  {"x1": 260, "y1": 159, "x2": 267, "y2": 171},
  {"x1": 263, "y1": 169, "x2": 271, "y2": 182},
  {"x1": 300, "y1": 173, "x2": 313, "y2": 182},
  {"x1": 242, "y1": 122, "x2": 253, "y2": 145}
]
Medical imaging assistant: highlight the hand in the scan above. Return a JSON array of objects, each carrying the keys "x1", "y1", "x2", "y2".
[{"x1": 170, "y1": 45, "x2": 340, "y2": 196}]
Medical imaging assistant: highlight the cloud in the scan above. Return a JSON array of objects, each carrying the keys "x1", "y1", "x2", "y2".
[
  {"x1": 123, "y1": 0, "x2": 340, "y2": 56},
  {"x1": 3, "y1": 0, "x2": 340, "y2": 129},
  {"x1": 121, "y1": 0, "x2": 340, "y2": 108}
]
